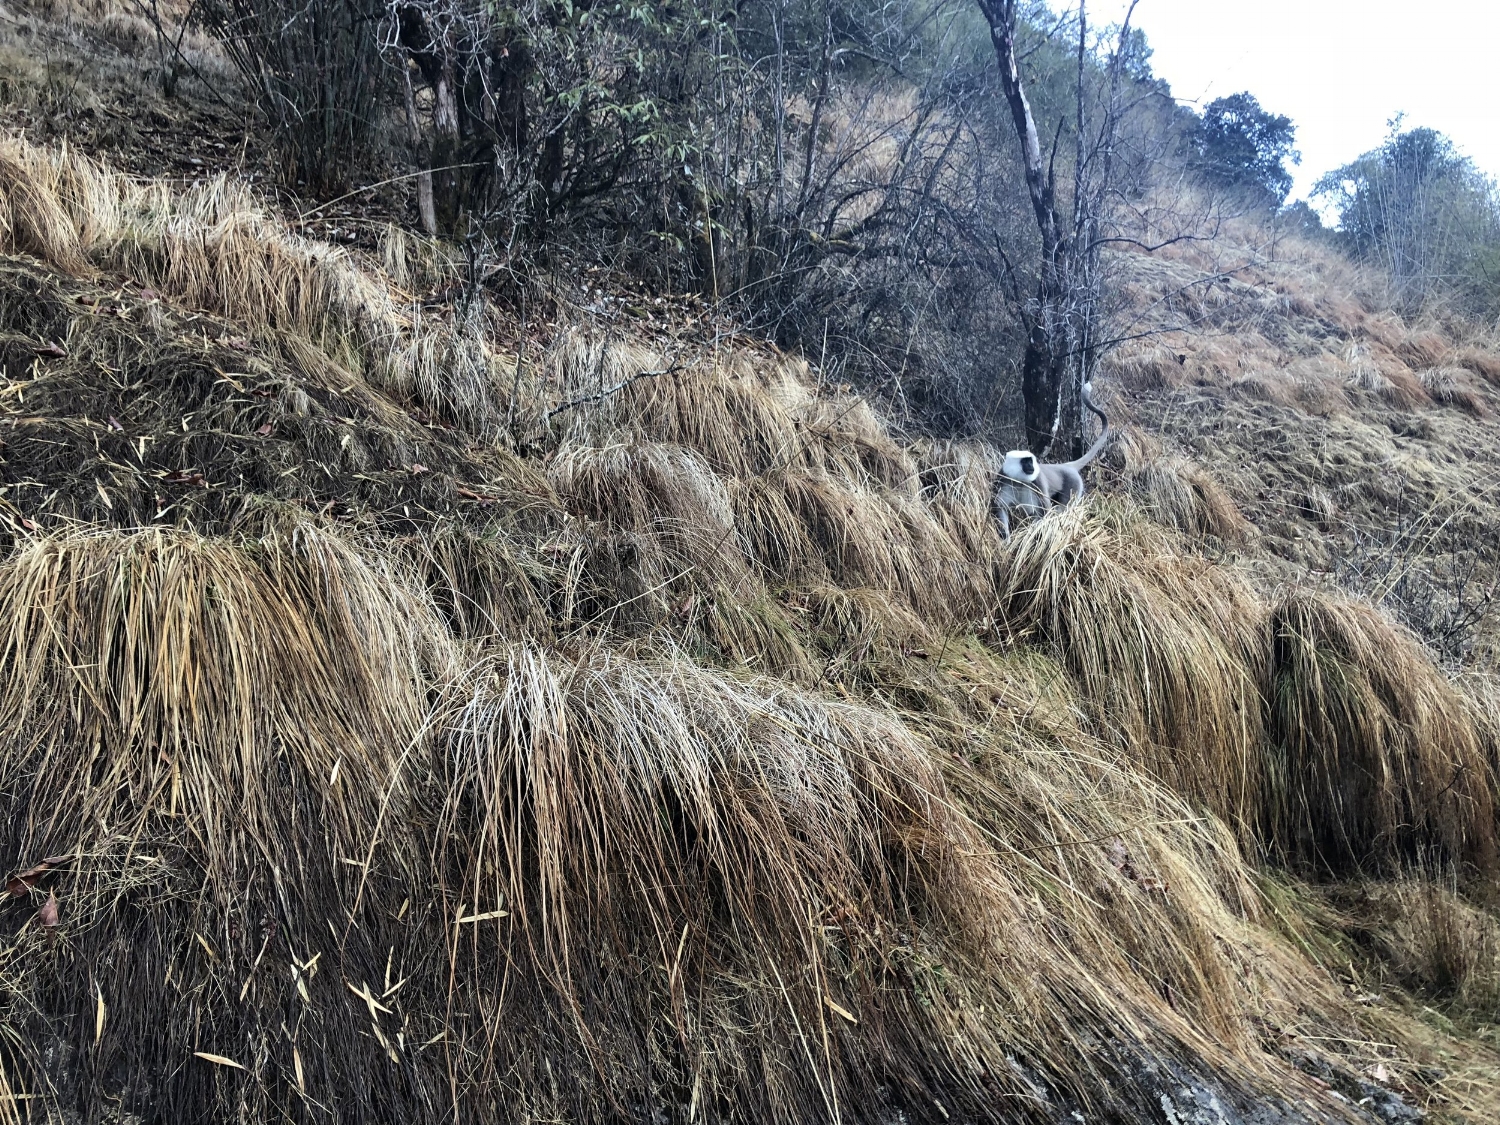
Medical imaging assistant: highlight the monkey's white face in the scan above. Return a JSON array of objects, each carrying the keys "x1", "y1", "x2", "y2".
[{"x1": 1002, "y1": 450, "x2": 1039, "y2": 481}]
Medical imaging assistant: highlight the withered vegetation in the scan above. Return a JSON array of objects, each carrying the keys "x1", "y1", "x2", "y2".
[{"x1": 2, "y1": 133, "x2": 1500, "y2": 1124}]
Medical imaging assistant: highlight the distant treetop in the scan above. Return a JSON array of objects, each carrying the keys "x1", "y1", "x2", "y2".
[
  {"x1": 1189, "y1": 92, "x2": 1300, "y2": 206},
  {"x1": 1314, "y1": 124, "x2": 1500, "y2": 315}
]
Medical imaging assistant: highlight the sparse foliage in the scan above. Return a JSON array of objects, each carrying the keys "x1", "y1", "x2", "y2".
[
  {"x1": 975, "y1": 0, "x2": 1142, "y2": 456},
  {"x1": 190, "y1": 0, "x2": 1178, "y2": 440},
  {"x1": 1316, "y1": 125, "x2": 1500, "y2": 316},
  {"x1": 198, "y1": 0, "x2": 387, "y2": 194}
]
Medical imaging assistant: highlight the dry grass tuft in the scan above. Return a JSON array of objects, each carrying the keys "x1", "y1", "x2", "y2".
[
  {"x1": 432, "y1": 643, "x2": 1307, "y2": 1122},
  {"x1": 1265, "y1": 592, "x2": 1499, "y2": 874},
  {"x1": 1107, "y1": 344, "x2": 1188, "y2": 390},
  {"x1": 1456, "y1": 347, "x2": 1500, "y2": 386},
  {"x1": 0, "y1": 527, "x2": 450, "y2": 1117},
  {"x1": 1133, "y1": 455, "x2": 1251, "y2": 540},
  {"x1": 0, "y1": 133, "x2": 505, "y2": 434},
  {"x1": 0, "y1": 142, "x2": 87, "y2": 270},
  {"x1": 1343, "y1": 344, "x2": 1431, "y2": 409},
  {"x1": 547, "y1": 330, "x2": 915, "y2": 488},
  {"x1": 1230, "y1": 369, "x2": 1303, "y2": 408},
  {"x1": 996, "y1": 504, "x2": 1267, "y2": 839},
  {"x1": 1379, "y1": 878, "x2": 1500, "y2": 1008},
  {"x1": 394, "y1": 524, "x2": 570, "y2": 641},
  {"x1": 551, "y1": 440, "x2": 749, "y2": 591},
  {"x1": 1398, "y1": 330, "x2": 1453, "y2": 370},
  {"x1": 1419, "y1": 366, "x2": 1491, "y2": 416},
  {"x1": 0, "y1": 256, "x2": 539, "y2": 541},
  {"x1": 1116, "y1": 431, "x2": 1250, "y2": 542}
]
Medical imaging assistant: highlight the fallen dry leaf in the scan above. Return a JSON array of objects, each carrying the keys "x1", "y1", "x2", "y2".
[
  {"x1": 38, "y1": 891, "x2": 59, "y2": 928},
  {"x1": 5, "y1": 854, "x2": 70, "y2": 896},
  {"x1": 455, "y1": 486, "x2": 494, "y2": 505},
  {"x1": 453, "y1": 908, "x2": 509, "y2": 924},
  {"x1": 824, "y1": 995, "x2": 859, "y2": 1024}
]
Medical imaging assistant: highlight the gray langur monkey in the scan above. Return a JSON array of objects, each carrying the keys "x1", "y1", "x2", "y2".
[{"x1": 993, "y1": 383, "x2": 1111, "y2": 539}]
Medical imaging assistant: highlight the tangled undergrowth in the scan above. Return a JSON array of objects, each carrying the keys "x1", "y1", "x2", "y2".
[{"x1": 2, "y1": 134, "x2": 1500, "y2": 1123}]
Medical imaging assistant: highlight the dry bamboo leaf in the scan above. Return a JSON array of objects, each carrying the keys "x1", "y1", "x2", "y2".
[
  {"x1": 824, "y1": 996, "x2": 858, "y2": 1024},
  {"x1": 348, "y1": 980, "x2": 392, "y2": 1017},
  {"x1": 193, "y1": 1052, "x2": 244, "y2": 1070},
  {"x1": 94, "y1": 983, "x2": 105, "y2": 1043},
  {"x1": 453, "y1": 908, "x2": 508, "y2": 924}
]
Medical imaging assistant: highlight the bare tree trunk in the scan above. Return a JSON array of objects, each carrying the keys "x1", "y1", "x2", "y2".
[
  {"x1": 979, "y1": 0, "x2": 1138, "y2": 460},
  {"x1": 403, "y1": 63, "x2": 438, "y2": 235},
  {"x1": 978, "y1": 0, "x2": 1070, "y2": 456},
  {"x1": 431, "y1": 54, "x2": 462, "y2": 232}
]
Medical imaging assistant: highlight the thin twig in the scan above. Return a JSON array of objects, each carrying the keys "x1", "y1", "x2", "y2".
[
  {"x1": 545, "y1": 362, "x2": 684, "y2": 422},
  {"x1": 296, "y1": 164, "x2": 487, "y2": 221}
]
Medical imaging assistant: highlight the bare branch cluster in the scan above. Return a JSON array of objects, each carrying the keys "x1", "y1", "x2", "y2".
[{"x1": 198, "y1": 1, "x2": 1185, "y2": 443}]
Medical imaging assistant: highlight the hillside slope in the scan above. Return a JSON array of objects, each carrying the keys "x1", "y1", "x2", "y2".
[
  {"x1": 1102, "y1": 222, "x2": 1500, "y2": 667},
  {"x1": 2, "y1": 128, "x2": 1500, "y2": 1124},
  {"x1": 1, "y1": 5, "x2": 1500, "y2": 1121}
]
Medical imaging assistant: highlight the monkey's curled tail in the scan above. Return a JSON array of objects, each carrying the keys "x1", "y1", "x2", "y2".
[{"x1": 1068, "y1": 383, "x2": 1111, "y2": 471}]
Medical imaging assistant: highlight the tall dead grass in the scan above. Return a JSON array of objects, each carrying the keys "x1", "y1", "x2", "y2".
[
  {"x1": 0, "y1": 134, "x2": 505, "y2": 433},
  {"x1": 0, "y1": 528, "x2": 449, "y2": 1120},
  {"x1": 1114, "y1": 429, "x2": 1250, "y2": 542},
  {"x1": 542, "y1": 332, "x2": 995, "y2": 630},
  {"x1": 1266, "y1": 592, "x2": 1499, "y2": 874},
  {"x1": 0, "y1": 527, "x2": 1353, "y2": 1122},
  {"x1": 3, "y1": 137, "x2": 1500, "y2": 1121},
  {"x1": 997, "y1": 504, "x2": 1268, "y2": 840}
]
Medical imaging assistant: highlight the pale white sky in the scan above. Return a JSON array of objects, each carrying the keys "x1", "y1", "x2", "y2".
[{"x1": 1089, "y1": 1, "x2": 1500, "y2": 202}]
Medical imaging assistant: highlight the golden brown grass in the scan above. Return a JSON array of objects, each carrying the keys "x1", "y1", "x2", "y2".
[
  {"x1": 0, "y1": 526, "x2": 1358, "y2": 1122},
  {"x1": 996, "y1": 504, "x2": 1268, "y2": 842},
  {"x1": 1114, "y1": 428, "x2": 1251, "y2": 541},
  {"x1": 1419, "y1": 366, "x2": 1490, "y2": 416},
  {"x1": 0, "y1": 133, "x2": 507, "y2": 434},
  {"x1": 1456, "y1": 347, "x2": 1500, "y2": 386},
  {"x1": 1265, "y1": 592, "x2": 1498, "y2": 874},
  {"x1": 3, "y1": 136, "x2": 1500, "y2": 1122}
]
